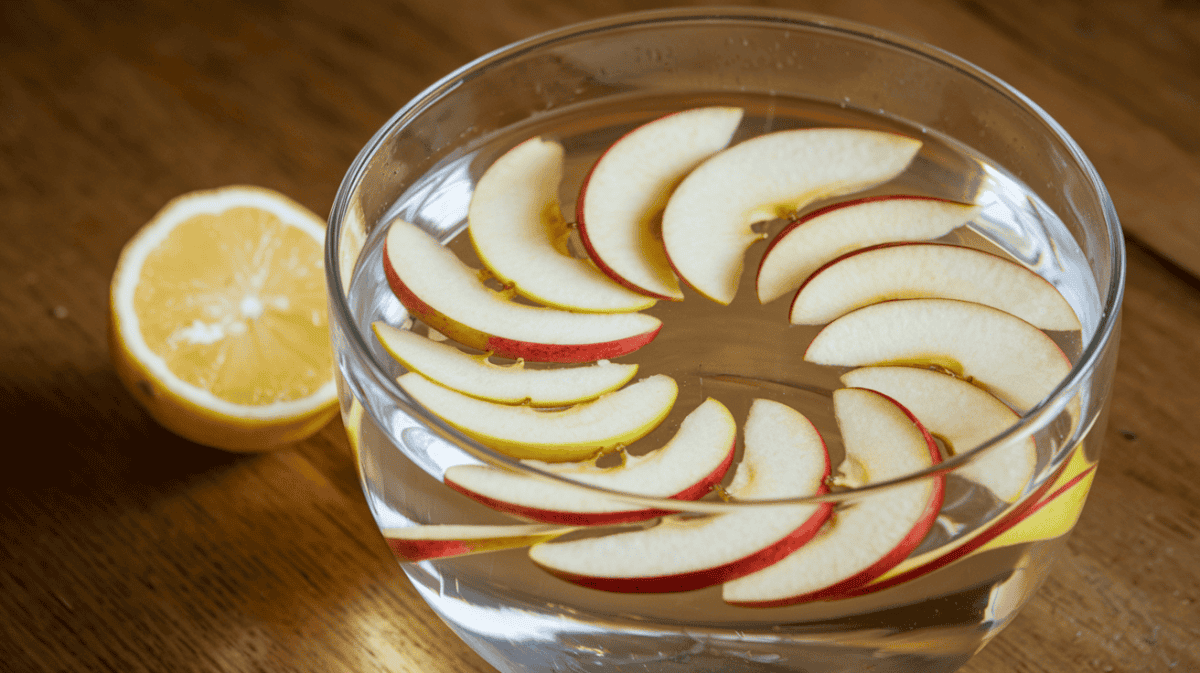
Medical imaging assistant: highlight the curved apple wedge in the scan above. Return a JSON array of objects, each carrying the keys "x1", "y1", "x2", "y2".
[
  {"x1": 722, "y1": 388, "x2": 945, "y2": 607},
  {"x1": 383, "y1": 524, "x2": 574, "y2": 562},
  {"x1": 443, "y1": 398, "x2": 737, "y2": 526},
  {"x1": 661, "y1": 129, "x2": 922, "y2": 305},
  {"x1": 790, "y1": 242, "x2": 1081, "y2": 330},
  {"x1": 468, "y1": 137, "x2": 656, "y2": 313},
  {"x1": 805, "y1": 298, "x2": 1072, "y2": 412},
  {"x1": 528, "y1": 399, "x2": 831, "y2": 593},
  {"x1": 973, "y1": 461, "x2": 1095, "y2": 553},
  {"x1": 383, "y1": 219, "x2": 662, "y2": 363},
  {"x1": 841, "y1": 366, "x2": 1036, "y2": 503},
  {"x1": 577, "y1": 106, "x2": 745, "y2": 301},
  {"x1": 757, "y1": 196, "x2": 978, "y2": 305},
  {"x1": 842, "y1": 446, "x2": 1095, "y2": 599},
  {"x1": 373, "y1": 322, "x2": 638, "y2": 407},
  {"x1": 397, "y1": 372, "x2": 678, "y2": 462}
]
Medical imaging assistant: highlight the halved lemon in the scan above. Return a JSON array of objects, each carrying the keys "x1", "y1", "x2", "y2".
[{"x1": 109, "y1": 185, "x2": 338, "y2": 451}]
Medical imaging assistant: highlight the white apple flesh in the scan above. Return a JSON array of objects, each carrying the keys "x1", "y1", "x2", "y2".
[
  {"x1": 661, "y1": 129, "x2": 923, "y2": 305},
  {"x1": 577, "y1": 106, "x2": 745, "y2": 300},
  {"x1": 443, "y1": 398, "x2": 737, "y2": 525},
  {"x1": 528, "y1": 398, "x2": 832, "y2": 593},
  {"x1": 373, "y1": 321, "x2": 638, "y2": 407},
  {"x1": 468, "y1": 137, "x2": 656, "y2": 312},
  {"x1": 841, "y1": 366, "x2": 1037, "y2": 503},
  {"x1": 382, "y1": 219, "x2": 662, "y2": 363},
  {"x1": 383, "y1": 524, "x2": 574, "y2": 562},
  {"x1": 790, "y1": 242, "x2": 1081, "y2": 330},
  {"x1": 805, "y1": 298, "x2": 1072, "y2": 412},
  {"x1": 757, "y1": 196, "x2": 979, "y2": 305},
  {"x1": 397, "y1": 372, "x2": 678, "y2": 462},
  {"x1": 722, "y1": 387, "x2": 945, "y2": 607}
]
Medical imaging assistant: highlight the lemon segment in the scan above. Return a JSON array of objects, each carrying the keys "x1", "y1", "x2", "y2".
[{"x1": 110, "y1": 185, "x2": 338, "y2": 451}]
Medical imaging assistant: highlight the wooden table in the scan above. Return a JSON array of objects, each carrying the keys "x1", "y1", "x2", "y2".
[{"x1": 3, "y1": 1, "x2": 1197, "y2": 671}]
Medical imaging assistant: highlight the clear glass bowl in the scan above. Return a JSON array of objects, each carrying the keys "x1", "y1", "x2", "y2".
[{"x1": 326, "y1": 8, "x2": 1124, "y2": 673}]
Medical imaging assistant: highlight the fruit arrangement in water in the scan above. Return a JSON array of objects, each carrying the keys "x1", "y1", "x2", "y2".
[{"x1": 372, "y1": 107, "x2": 1091, "y2": 606}]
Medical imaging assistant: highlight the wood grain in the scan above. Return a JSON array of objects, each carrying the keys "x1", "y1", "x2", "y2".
[{"x1": 2, "y1": 1, "x2": 1197, "y2": 671}]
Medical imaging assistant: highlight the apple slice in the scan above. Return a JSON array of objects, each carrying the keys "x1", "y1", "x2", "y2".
[
  {"x1": 840, "y1": 366, "x2": 1037, "y2": 503},
  {"x1": 443, "y1": 398, "x2": 737, "y2": 525},
  {"x1": 805, "y1": 298, "x2": 1072, "y2": 412},
  {"x1": 843, "y1": 446, "x2": 1095, "y2": 598},
  {"x1": 973, "y1": 462, "x2": 1096, "y2": 552},
  {"x1": 757, "y1": 196, "x2": 979, "y2": 304},
  {"x1": 397, "y1": 372, "x2": 677, "y2": 462},
  {"x1": 722, "y1": 387, "x2": 945, "y2": 607},
  {"x1": 790, "y1": 242, "x2": 1081, "y2": 330},
  {"x1": 528, "y1": 398, "x2": 832, "y2": 593},
  {"x1": 576, "y1": 106, "x2": 745, "y2": 300},
  {"x1": 383, "y1": 219, "x2": 661, "y2": 363},
  {"x1": 468, "y1": 137, "x2": 656, "y2": 313},
  {"x1": 661, "y1": 128, "x2": 922, "y2": 305},
  {"x1": 373, "y1": 321, "x2": 637, "y2": 407},
  {"x1": 383, "y1": 524, "x2": 574, "y2": 562}
]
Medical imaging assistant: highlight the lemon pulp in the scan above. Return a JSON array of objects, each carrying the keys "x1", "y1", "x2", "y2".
[{"x1": 110, "y1": 186, "x2": 337, "y2": 451}]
